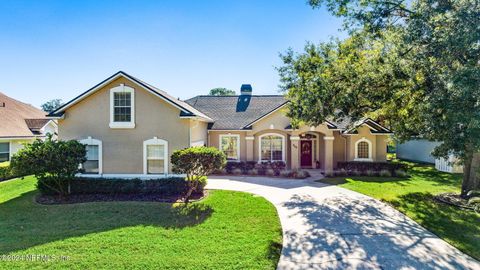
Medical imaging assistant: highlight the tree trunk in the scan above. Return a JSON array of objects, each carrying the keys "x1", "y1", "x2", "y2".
[{"x1": 461, "y1": 151, "x2": 480, "y2": 198}]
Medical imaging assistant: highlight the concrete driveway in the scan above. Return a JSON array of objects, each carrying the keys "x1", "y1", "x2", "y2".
[{"x1": 206, "y1": 175, "x2": 479, "y2": 270}]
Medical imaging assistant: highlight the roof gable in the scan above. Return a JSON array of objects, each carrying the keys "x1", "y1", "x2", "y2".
[
  {"x1": 185, "y1": 95, "x2": 288, "y2": 130},
  {"x1": 48, "y1": 71, "x2": 212, "y2": 121}
]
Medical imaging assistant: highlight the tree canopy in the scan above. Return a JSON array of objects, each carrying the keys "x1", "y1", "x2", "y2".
[
  {"x1": 209, "y1": 88, "x2": 236, "y2": 96},
  {"x1": 41, "y1": 99, "x2": 63, "y2": 113},
  {"x1": 279, "y1": 0, "x2": 480, "y2": 195}
]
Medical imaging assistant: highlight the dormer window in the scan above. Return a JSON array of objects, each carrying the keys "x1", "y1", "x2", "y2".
[{"x1": 109, "y1": 84, "x2": 135, "y2": 129}]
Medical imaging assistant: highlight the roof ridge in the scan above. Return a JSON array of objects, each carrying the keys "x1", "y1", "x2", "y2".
[{"x1": 192, "y1": 94, "x2": 285, "y2": 97}]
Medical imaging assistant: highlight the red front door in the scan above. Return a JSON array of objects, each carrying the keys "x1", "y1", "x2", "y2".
[{"x1": 300, "y1": 140, "x2": 312, "y2": 167}]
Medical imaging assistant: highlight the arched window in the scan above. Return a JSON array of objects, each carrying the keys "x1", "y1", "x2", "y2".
[
  {"x1": 259, "y1": 133, "x2": 285, "y2": 162},
  {"x1": 143, "y1": 137, "x2": 168, "y2": 174},
  {"x1": 79, "y1": 137, "x2": 102, "y2": 174},
  {"x1": 355, "y1": 138, "x2": 372, "y2": 161}
]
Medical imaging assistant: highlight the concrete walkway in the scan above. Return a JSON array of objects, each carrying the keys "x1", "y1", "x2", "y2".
[{"x1": 206, "y1": 175, "x2": 479, "y2": 270}]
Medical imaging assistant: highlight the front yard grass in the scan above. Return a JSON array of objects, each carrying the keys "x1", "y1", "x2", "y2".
[
  {"x1": 0, "y1": 176, "x2": 282, "y2": 269},
  {"x1": 319, "y1": 162, "x2": 480, "y2": 260}
]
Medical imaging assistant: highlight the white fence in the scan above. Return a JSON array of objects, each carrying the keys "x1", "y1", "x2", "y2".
[{"x1": 435, "y1": 155, "x2": 463, "y2": 173}]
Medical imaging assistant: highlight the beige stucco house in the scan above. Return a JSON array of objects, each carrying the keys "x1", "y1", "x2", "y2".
[
  {"x1": 0, "y1": 92, "x2": 57, "y2": 162},
  {"x1": 48, "y1": 71, "x2": 392, "y2": 178}
]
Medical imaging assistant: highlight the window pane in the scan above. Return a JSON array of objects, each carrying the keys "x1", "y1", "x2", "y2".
[
  {"x1": 260, "y1": 137, "x2": 271, "y2": 160},
  {"x1": 83, "y1": 160, "x2": 99, "y2": 174},
  {"x1": 0, "y1": 153, "x2": 9, "y2": 162},
  {"x1": 221, "y1": 136, "x2": 238, "y2": 160},
  {"x1": 86, "y1": 145, "x2": 99, "y2": 161},
  {"x1": 147, "y1": 145, "x2": 164, "y2": 159},
  {"x1": 113, "y1": 92, "x2": 132, "y2": 122},
  {"x1": 0, "y1": 143, "x2": 9, "y2": 153},
  {"x1": 261, "y1": 135, "x2": 283, "y2": 161},
  {"x1": 357, "y1": 142, "x2": 369, "y2": 158},
  {"x1": 148, "y1": 160, "x2": 164, "y2": 174}
]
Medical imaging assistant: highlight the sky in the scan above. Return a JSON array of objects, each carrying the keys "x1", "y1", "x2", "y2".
[{"x1": 0, "y1": 0, "x2": 344, "y2": 108}]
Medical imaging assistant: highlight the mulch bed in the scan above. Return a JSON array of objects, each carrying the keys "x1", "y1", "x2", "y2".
[
  {"x1": 434, "y1": 192, "x2": 476, "y2": 211},
  {"x1": 36, "y1": 192, "x2": 207, "y2": 205}
]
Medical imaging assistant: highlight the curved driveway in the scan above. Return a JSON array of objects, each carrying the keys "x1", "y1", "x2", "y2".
[{"x1": 206, "y1": 175, "x2": 479, "y2": 270}]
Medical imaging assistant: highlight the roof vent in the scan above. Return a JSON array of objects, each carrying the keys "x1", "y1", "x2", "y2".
[{"x1": 240, "y1": 84, "x2": 252, "y2": 96}]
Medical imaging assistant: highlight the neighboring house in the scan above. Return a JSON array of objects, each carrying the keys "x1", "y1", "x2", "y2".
[
  {"x1": 397, "y1": 139, "x2": 440, "y2": 164},
  {"x1": 47, "y1": 71, "x2": 392, "y2": 177},
  {"x1": 0, "y1": 92, "x2": 57, "y2": 162},
  {"x1": 397, "y1": 139, "x2": 463, "y2": 173}
]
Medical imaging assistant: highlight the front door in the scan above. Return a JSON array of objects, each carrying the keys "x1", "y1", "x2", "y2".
[{"x1": 300, "y1": 140, "x2": 312, "y2": 167}]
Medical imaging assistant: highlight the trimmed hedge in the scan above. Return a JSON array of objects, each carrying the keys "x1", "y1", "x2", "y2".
[
  {"x1": 0, "y1": 163, "x2": 24, "y2": 181},
  {"x1": 37, "y1": 177, "x2": 207, "y2": 196},
  {"x1": 224, "y1": 161, "x2": 286, "y2": 175},
  {"x1": 336, "y1": 162, "x2": 408, "y2": 176}
]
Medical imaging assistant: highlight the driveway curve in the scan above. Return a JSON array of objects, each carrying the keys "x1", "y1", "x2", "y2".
[{"x1": 206, "y1": 175, "x2": 479, "y2": 270}]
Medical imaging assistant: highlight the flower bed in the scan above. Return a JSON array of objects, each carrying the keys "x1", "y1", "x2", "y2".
[
  {"x1": 334, "y1": 161, "x2": 408, "y2": 177},
  {"x1": 216, "y1": 161, "x2": 310, "y2": 179}
]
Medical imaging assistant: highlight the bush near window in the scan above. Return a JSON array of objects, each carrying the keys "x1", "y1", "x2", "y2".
[
  {"x1": 0, "y1": 162, "x2": 24, "y2": 181},
  {"x1": 336, "y1": 162, "x2": 408, "y2": 177},
  {"x1": 220, "y1": 161, "x2": 310, "y2": 178},
  {"x1": 224, "y1": 161, "x2": 286, "y2": 175},
  {"x1": 37, "y1": 177, "x2": 206, "y2": 196},
  {"x1": 10, "y1": 136, "x2": 87, "y2": 197},
  {"x1": 171, "y1": 146, "x2": 226, "y2": 203}
]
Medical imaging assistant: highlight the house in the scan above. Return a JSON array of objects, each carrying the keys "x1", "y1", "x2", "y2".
[
  {"x1": 47, "y1": 71, "x2": 392, "y2": 177},
  {"x1": 397, "y1": 139, "x2": 463, "y2": 173},
  {"x1": 0, "y1": 92, "x2": 57, "y2": 162}
]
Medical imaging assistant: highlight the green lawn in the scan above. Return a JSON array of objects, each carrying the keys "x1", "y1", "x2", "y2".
[
  {"x1": 319, "y1": 162, "x2": 480, "y2": 260},
  {"x1": 0, "y1": 177, "x2": 282, "y2": 269}
]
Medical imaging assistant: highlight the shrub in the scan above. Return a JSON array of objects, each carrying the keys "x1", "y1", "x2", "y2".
[
  {"x1": 0, "y1": 161, "x2": 26, "y2": 181},
  {"x1": 232, "y1": 168, "x2": 243, "y2": 175},
  {"x1": 394, "y1": 169, "x2": 408, "y2": 178},
  {"x1": 279, "y1": 170, "x2": 294, "y2": 178},
  {"x1": 337, "y1": 161, "x2": 407, "y2": 176},
  {"x1": 351, "y1": 170, "x2": 362, "y2": 176},
  {"x1": 10, "y1": 136, "x2": 87, "y2": 197},
  {"x1": 334, "y1": 169, "x2": 347, "y2": 177},
  {"x1": 293, "y1": 169, "x2": 310, "y2": 179},
  {"x1": 265, "y1": 168, "x2": 276, "y2": 176},
  {"x1": 38, "y1": 177, "x2": 206, "y2": 197},
  {"x1": 366, "y1": 170, "x2": 377, "y2": 177},
  {"x1": 379, "y1": 169, "x2": 392, "y2": 177},
  {"x1": 171, "y1": 146, "x2": 226, "y2": 202},
  {"x1": 247, "y1": 169, "x2": 258, "y2": 176},
  {"x1": 0, "y1": 165, "x2": 13, "y2": 181}
]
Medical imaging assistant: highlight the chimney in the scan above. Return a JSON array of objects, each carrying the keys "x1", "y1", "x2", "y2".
[{"x1": 240, "y1": 84, "x2": 252, "y2": 96}]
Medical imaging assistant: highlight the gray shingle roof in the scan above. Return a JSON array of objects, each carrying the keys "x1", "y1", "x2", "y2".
[{"x1": 185, "y1": 95, "x2": 288, "y2": 130}]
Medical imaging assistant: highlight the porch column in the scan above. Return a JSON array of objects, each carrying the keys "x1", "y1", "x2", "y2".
[
  {"x1": 290, "y1": 135, "x2": 300, "y2": 169},
  {"x1": 245, "y1": 136, "x2": 254, "y2": 161},
  {"x1": 324, "y1": 136, "x2": 335, "y2": 174}
]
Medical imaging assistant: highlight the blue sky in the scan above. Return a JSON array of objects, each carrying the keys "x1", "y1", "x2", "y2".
[{"x1": 0, "y1": 0, "x2": 343, "y2": 107}]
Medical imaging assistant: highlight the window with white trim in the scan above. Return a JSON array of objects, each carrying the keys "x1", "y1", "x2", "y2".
[
  {"x1": 220, "y1": 135, "x2": 240, "y2": 160},
  {"x1": 110, "y1": 84, "x2": 135, "y2": 128},
  {"x1": 0, "y1": 142, "x2": 9, "y2": 162},
  {"x1": 144, "y1": 138, "x2": 168, "y2": 174},
  {"x1": 355, "y1": 138, "x2": 372, "y2": 161},
  {"x1": 79, "y1": 137, "x2": 102, "y2": 174},
  {"x1": 84, "y1": 145, "x2": 100, "y2": 174},
  {"x1": 260, "y1": 134, "x2": 284, "y2": 162},
  {"x1": 357, "y1": 142, "x2": 369, "y2": 159}
]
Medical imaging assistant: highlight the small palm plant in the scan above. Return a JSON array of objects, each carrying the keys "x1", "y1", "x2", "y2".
[{"x1": 467, "y1": 190, "x2": 480, "y2": 213}]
